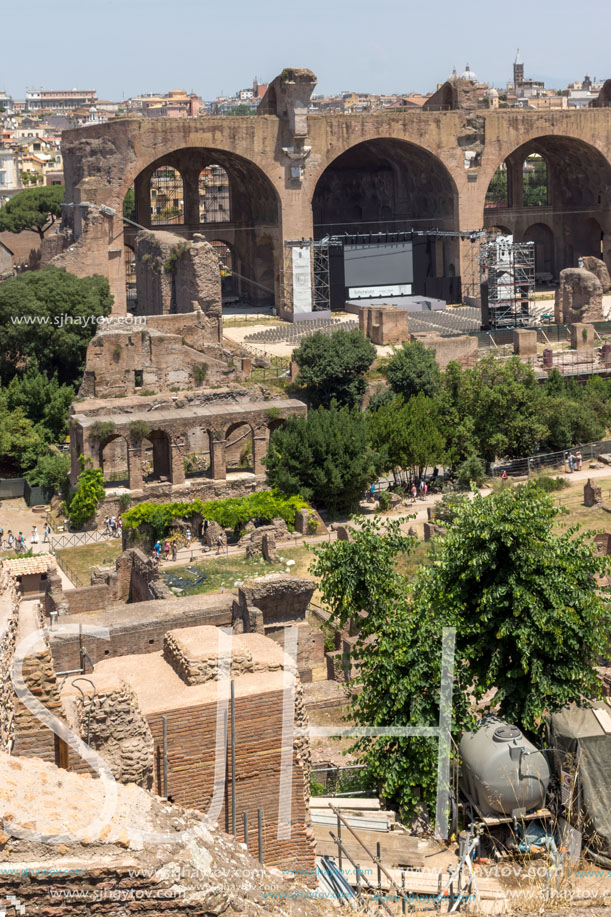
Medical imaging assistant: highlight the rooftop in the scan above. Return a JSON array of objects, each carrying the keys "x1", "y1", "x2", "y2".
[{"x1": 3, "y1": 553, "x2": 54, "y2": 576}]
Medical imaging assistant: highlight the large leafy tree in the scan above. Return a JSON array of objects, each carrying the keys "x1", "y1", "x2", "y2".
[
  {"x1": 292, "y1": 328, "x2": 376, "y2": 408},
  {"x1": 311, "y1": 486, "x2": 611, "y2": 816},
  {"x1": 368, "y1": 393, "x2": 445, "y2": 479},
  {"x1": 384, "y1": 340, "x2": 441, "y2": 400},
  {"x1": 0, "y1": 265, "x2": 112, "y2": 385},
  {"x1": 265, "y1": 403, "x2": 378, "y2": 512},
  {"x1": 0, "y1": 185, "x2": 64, "y2": 240}
]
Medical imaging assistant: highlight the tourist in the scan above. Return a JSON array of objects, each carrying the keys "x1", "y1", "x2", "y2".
[
  {"x1": 0, "y1": 525, "x2": 3, "y2": 547},
  {"x1": 16, "y1": 532, "x2": 24, "y2": 552},
  {"x1": 43, "y1": 522, "x2": 51, "y2": 543},
  {"x1": 568, "y1": 453, "x2": 575, "y2": 472},
  {"x1": 411, "y1": 484, "x2": 417, "y2": 502},
  {"x1": 154, "y1": 541, "x2": 162, "y2": 559},
  {"x1": 104, "y1": 516, "x2": 111, "y2": 536},
  {"x1": 370, "y1": 483, "x2": 376, "y2": 502},
  {"x1": 171, "y1": 541, "x2": 178, "y2": 562},
  {"x1": 110, "y1": 516, "x2": 117, "y2": 536},
  {"x1": 502, "y1": 470, "x2": 508, "y2": 482},
  {"x1": 31, "y1": 526, "x2": 39, "y2": 545},
  {"x1": 164, "y1": 539, "x2": 170, "y2": 560},
  {"x1": 7, "y1": 531, "x2": 13, "y2": 550},
  {"x1": 216, "y1": 532, "x2": 223, "y2": 555},
  {"x1": 424, "y1": 482, "x2": 428, "y2": 497},
  {"x1": 576, "y1": 451, "x2": 583, "y2": 471},
  {"x1": 185, "y1": 527, "x2": 191, "y2": 547}
]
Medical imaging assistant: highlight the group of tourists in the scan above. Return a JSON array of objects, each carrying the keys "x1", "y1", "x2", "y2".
[
  {"x1": 566, "y1": 451, "x2": 583, "y2": 473},
  {"x1": 0, "y1": 523, "x2": 50, "y2": 552},
  {"x1": 103, "y1": 515, "x2": 123, "y2": 537}
]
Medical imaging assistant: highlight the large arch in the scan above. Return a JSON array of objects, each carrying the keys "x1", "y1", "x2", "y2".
[
  {"x1": 129, "y1": 147, "x2": 281, "y2": 308},
  {"x1": 311, "y1": 137, "x2": 460, "y2": 303},
  {"x1": 484, "y1": 135, "x2": 611, "y2": 278},
  {"x1": 99, "y1": 435, "x2": 129, "y2": 486},
  {"x1": 224, "y1": 421, "x2": 254, "y2": 474},
  {"x1": 311, "y1": 137, "x2": 458, "y2": 237}
]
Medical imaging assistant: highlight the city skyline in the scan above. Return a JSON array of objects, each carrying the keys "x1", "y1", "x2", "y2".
[{"x1": 1, "y1": 0, "x2": 609, "y2": 102}]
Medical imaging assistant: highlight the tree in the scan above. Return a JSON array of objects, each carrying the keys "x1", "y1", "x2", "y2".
[
  {"x1": 292, "y1": 329, "x2": 376, "y2": 408},
  {"x1": 368, "y1": 393, "x2": 445, "y2": 481},
  {"x1": 68, "y1": 458, "x2": 105, "y2": 529},
  {"x1": 123, "y1": 187, "x2": 136, "y2": 222},
  {"x1": 3, "y1": 361, "x2": 74, "y2": 441},
  {"x1": 456, "y1": 455, "x2": 486, "y2": 491},
  {"x1": 0, "y1": 406, "x2": 45, "y2": 473},
  {"x1": 0, "y1": 266, "x2": 112, "y2": 385},
  {"x1": 384, "y1": 341, "x2": 441, "y2": 400},
  {"x1": 26, "y1": 451, "x2": 70, "y2": 496},
  {"x1": 0, "y1": 185, "x2": 64, "y2": 240},
  {"x1": 311, "y1": 486, "x2": 611, "y2": 816},
  {"x1": 265, "y1": 404, "x2": 379, "y2": 512}
]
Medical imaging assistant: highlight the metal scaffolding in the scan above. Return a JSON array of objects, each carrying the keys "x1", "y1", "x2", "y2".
[
  {"x1": 313, "y1": 236, "x2": 331, "y2": 311},
  {"x1": 480, "y1": 237, "x2": 536, "y2": 329}
]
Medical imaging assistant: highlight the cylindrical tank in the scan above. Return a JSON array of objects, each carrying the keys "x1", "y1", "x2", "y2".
[{"x1": 459, "y1": 717, "x2": 550, "y2": 818}]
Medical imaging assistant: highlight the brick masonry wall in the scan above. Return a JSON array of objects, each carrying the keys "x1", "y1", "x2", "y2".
[
  {"x1": 64, "y1": 584, "x2": 111, "y2": 615},
  {"x1": 0, "y1": 569, "x2": 20, "y2": 753},
  {"x1": 147, "y1": 688, "x2": 315, "y2": 874}
]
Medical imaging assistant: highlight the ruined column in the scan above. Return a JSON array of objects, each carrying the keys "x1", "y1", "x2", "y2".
[
  {"x1": 128, "y1": 444, "x2": 144, "y2": 490},
  {"x1": 210, "y1": 437, "x2": 226, "y2": 480},
  {"x1": 134, "y1": 170, "x2": 153, "y2": 229},
  {"x1": 170, "y1": 441, "x2": 186, "y2": 486},
  {"x1": 506, "y1": 154, "x2": 524, "y2": 210},
  {"x1": 182, "y1": 165, "x2": 202, "y2": 229},
  {"x1": 253, "y1": 431, "x2": 268, "y2": 476}
]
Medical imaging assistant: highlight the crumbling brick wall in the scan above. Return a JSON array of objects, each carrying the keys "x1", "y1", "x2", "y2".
[{"x1": 0, "y1": 568, "x2": 20, "y2": 754}]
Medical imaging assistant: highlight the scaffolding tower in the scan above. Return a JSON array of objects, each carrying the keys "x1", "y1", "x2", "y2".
[
  {"x1": 313, "y1": 236, "x2": 331, "y2": 311},
  {"x1": 480, "y1": 236, "x2": 536, "y2": 329}
]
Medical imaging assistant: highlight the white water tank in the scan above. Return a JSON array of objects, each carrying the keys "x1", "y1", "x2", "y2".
[{"x1": 460, "y1": 718, "x2": 550, "y2": 818}]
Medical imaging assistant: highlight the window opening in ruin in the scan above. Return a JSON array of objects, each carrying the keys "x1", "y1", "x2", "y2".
[
  {"x1": 522, "y1": 154, "x2": 548, "y2": 207},
  {"x1": 485, "y1": 162, "x2": 509, "y2": 209},
  {"x1": 225, "y1": 422, "x2": 254, "y2": 474},
  {"x1": 150, "y1": 167, "x2": 184, "y2": 224},
  {"x1": 134, "y1": 370, "x2": 143, "y2": 388},
  {"x1": 199, "y1": 165, "x2": 230, "y2": 222},
  {"x1": 210, "y1": 240, "x2": 236, "y2": 301},
  {"x1": 99, "y1": 436, "x2": 129, "y2": 487},
  {"x1": 183, "y1": 428, "x2": 213, "y2": 479}
]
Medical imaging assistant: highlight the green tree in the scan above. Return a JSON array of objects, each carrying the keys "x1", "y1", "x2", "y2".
[
  {"x1": 0, "y1": 185, "x2": 64, "y2": 240},
  {"x1": 0, "y1": 406, "x2": 45, "y2": 472},
  {"x1": 312, "y1": 486, "x2": 611, "y2": 816},
  {"x1": 265, "y1": 404, "x2": 378, "y2": 512},
  {"x1": 456, "y1": 455, "x2": 486, "y2": 491},
  {"x1": 369, "y1": 393, "x2": 445, "y2": 479},
  {"x1": 68, "y1": 458, "x2": 105, "y2": 529},
  {"x1": 0, "y1": 266, "x2": 112, "y2": 385},
  {"x1": 3, "y1": 361, "x2": 74, "y2": 441},
  {"x1": 292, "y1": 329, "x2": 376, "y2": 408},
  {"x1": 384, "y1": 341, "x2": 441, "y2": 400},
  {"x1": 123, "y1": 187, "x2": 136, "y2": 222},
  {"x1": 26, "y1": 451, "x2": 70, "y2": 496}
]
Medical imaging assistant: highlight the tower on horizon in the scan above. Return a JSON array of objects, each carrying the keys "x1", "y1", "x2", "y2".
[{"x1": 514, "y1": 49, "x2": 524, "y2": 86}]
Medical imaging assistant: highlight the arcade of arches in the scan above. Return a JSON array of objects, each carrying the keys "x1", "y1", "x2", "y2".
[{"x1": 484, "y1": 136, "x2": 611, "y2": 279}]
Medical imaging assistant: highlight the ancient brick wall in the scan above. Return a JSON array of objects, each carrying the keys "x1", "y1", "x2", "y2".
[
  {"x1": 147, "y1": 687, "x2": 315, "y2": 874},
  {"x1": 64, "y1": 584, "x2": 111, "y2": 615},
  {"x1": 0, "y1": 569, "x2": 20, "y2": 754}
]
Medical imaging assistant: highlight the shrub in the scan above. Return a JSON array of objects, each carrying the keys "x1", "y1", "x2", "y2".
[
  {"x1": 118, "y1": 493, "x2": 132, "y2": 512},
  {"x1": 532, "y1": 474, "x2": 569, "y2": 493},
  {"x1": 88, "y1": 420, "x2": 116, "y2": 443},
  {"x1": 194, "y1": 363, "x2": 208, "y2": 384},
  {"x1": 377, "y1": 490, "x2": 391, "y2": 512},
  {"x1": 456, "y1": 455, "x2": 486, "y2": 492},
  {"x1": 67, "y1": 457, "x2": 105, "y2": 529},
  {"x1": 128, "y1": 420, "x2": 151, "y2": 443}
]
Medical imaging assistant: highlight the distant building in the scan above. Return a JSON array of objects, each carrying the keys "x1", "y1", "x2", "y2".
[
  {"x1": 513, "y1": 50, "x2": 524, "y2": 87},
  {"x1": 25, "y1": 89, "x2": 97, "y2": 112}
]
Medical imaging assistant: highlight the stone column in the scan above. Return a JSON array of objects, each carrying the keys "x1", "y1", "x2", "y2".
[
  {"x1": 506, "y1": 154, "x2": 524, "y2": 210},
  {"x1": 253, "y1": 430, "x2": 268, "y2": 476},
  {"x1": 210, "y1": 437, "x2": 226, "y2": 480},
  {"x1": 128, "y1": 443, "x2": 144, "y2": 490},
  {"x1": 182, "y1": 165, "x2": 202, "y2": 229},
  {"x1": 134, "y1": 170, "x2": 153, "y2": 229},
  {"x1": 170, "y1": 441, "x2": 186, "y2": 485}
]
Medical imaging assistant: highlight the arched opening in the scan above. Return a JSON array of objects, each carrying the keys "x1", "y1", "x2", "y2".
[
  {"x1": 99, "y1": 436, "x2": 129, "y2": 487},
  {"x1": 522, "y1": 154, "x2": 548, "y2": 207},
  {"x1": 199, "y1": 165, "x2": 230, "y2": 222},
  {"x1": 487, "y1": 225, "x2": 512, "y2": 237},
  {"x1": 150, "y1": 167, "x2": 184, "y2": 225},
  {"x1": 484, "y1": 136, "x2": 611, "y2": 278},
  {"x1": 183, "y1": 427, "x2": 212, "y2": 479},
  {"x1": 485, "y1": 163, "x2": 509, "y2": 209},
  {"x1": 130, "y1": 147, "x2": 280, "y2": 307},
  {"x1": 312, "y1": 138, "x2": 458, "y2": 237},
  {"x1": 225, "y1": 422, "x2": 254, "y2": 474},
  {"x1": 141, "y1": 430, "x2": 172, "y2": 482},
  {"x1": 124, "y1": 243, "x2": 136, "y2": 307},
  {"x1": 524, "y1": 223, "x2": 555, "y2": 278},
  {"x1": 312, "y1": 138, "x2": 459, "y2": 304},
  {"x1": 210, "y1": 240, "x2": 237, "y2": 302}
]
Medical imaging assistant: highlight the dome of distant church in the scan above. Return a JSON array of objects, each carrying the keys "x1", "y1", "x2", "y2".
[
  {"x1": 488, "y1": 87, "x2": 499, "y2": 98},
  {"x1": 460, "y1": 64, "x2": 478, "y2": 82}
]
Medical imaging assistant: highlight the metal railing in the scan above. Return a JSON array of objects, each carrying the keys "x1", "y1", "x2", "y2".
[
  {"x1": 490, "y1": 439, "x2": 611, "y2": 478},
  {"x1": 52, "y1": 551, "x2": 88, "y2": 588},
  {"x1": 49, "y1": 530, "x2": 116, "y2": 550}
]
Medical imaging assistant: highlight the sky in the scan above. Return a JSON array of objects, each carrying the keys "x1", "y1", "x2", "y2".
[{"x1": 2, "y1": 0, "x2": 611, "y2": 101}]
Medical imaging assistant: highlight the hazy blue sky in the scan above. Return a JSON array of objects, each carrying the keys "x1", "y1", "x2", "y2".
[{"x1": 2, "y1": 0, "x2": 610, "y2": 101}]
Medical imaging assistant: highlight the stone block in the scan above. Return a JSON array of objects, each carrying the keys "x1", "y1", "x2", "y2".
[
  {"x1": 513, "y1": 329, "x2": 538, "y2": 356},
  {"x1": 570, "y1": 323, "x2": 595, "y2": 351},
  {"x1": 584, "y1": 478, "x2": 602, "y2": 507},
  {"x1": 555, "y1": 268, "x2": 603, "y2": 324},
  {"x1": 580, "y1": 256, "x2": 611, "y2": 293}
]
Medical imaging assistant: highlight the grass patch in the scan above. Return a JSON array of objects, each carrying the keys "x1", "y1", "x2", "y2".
[
  {"x1": 162, "y1": 545, "x2": 313, "y2": 595},
  {"x1": 56, "y1": 541, "x2": 122, "y2": 582}
]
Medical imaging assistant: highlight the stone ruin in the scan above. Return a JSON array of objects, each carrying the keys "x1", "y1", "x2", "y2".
[
  {"x1": 358, "y1": 303, "x2": 410, "y2": 345},
  {"x1": 580, "y1": 255, "x2": 611, "y2": 293},
  {"x1": 584, "y1": 478, "x2": 603, "y2": 507},
  {"x1": 555, "y1": 267, "x2": 604, "y2": 324}
]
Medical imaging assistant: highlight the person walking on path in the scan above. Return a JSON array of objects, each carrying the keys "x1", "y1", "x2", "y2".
[
  {"x1": 164, "y1": 539, "x2": 170, "y2": 561},
  {"x1": 576, "y1": 451, "x2": 583, "y2": 471},
  {"x1": 185, "y1": 527, "x2": 192, "y2": 548},
  {"x1": 43, "y1": 522, "x2": 51, "y2": 543},
  {"x1": 171, "y1": 541, "x2": 178, "y2": 562},
  {"x1": 31, "y1": 526, "x2": 39, "y2": 545},
  {"x1": 411, "y1": 484, "x2": 417, "y2": 502},
  {"x1": 216, "y1": 533, "x2": 223, "y2": 555}
]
